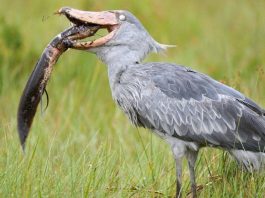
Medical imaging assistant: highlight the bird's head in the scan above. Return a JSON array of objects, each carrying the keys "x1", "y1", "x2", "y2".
[{"x1": 58, "y1": 7, "x2": 170, "y2": 65}]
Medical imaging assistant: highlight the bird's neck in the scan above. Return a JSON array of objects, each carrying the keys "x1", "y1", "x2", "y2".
[
  {"x1": 95, "y1": 45, "x2": 144, "y2": 89},
  {"x1": 106, "y1": 62, "x2": 137, "y2": 90}
]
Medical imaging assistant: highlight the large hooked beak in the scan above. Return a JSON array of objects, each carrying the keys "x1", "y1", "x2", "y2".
[
  {"x1": 17, "y1": 8, "x2": 120, "y2": 151},
  {"x1": 56, "y1": 7, "x2": 120, "y2": 49}
]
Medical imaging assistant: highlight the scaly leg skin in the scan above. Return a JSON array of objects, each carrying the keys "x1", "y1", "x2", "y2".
[
  {"x1": 186, "y1": 150, "x2": 198, "y2": 198},
  {"x1": 175, "y1": 157, "x2": 183, "y2": 198}
]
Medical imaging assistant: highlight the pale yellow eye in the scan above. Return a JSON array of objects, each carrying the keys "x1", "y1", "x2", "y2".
[{"x1": 119, "y1": 14, "x2": 126, "y2": 21}]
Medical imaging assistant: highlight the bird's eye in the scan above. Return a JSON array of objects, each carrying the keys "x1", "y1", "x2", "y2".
[{"x1": 119, "y1": 14, "x2": 126, "y2": 21}]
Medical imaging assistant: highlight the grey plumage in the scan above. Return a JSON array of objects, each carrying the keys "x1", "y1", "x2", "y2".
[
  {"x1": 60, "y1": 8, "x2": 265, "y2": 197},
  {"x1": 113, "y1": 63, "x2": 265, "y2": 152},
  {"x1": 109, "y1": 61, "x2": 265, "y2": 197}
]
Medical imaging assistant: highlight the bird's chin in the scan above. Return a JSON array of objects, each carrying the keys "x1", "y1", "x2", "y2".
[{"x1": 56, "y1": 7, "x2": 120, "y2": 49}]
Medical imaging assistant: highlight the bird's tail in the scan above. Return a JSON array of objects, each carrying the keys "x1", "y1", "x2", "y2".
[{"x1": 229, "y1": 149, "x2": 265, "y2": 172}]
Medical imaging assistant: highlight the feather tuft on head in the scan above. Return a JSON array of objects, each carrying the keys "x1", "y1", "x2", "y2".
[{"x1": 152, "y1": 40, "x2": 176, "y2": 53}]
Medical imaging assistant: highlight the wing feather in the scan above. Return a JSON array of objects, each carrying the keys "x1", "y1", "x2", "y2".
[{"x1": 115, "y1": 63, "x2": 265, "y2": 152}]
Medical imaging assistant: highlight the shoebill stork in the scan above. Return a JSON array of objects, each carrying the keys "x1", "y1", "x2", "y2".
[{"x1": 20, "y1": 7, "x2": 265, "y2": 198}]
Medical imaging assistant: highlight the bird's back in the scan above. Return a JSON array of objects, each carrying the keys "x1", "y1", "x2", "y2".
[{"x1": 111, "y1": 62, "x2": 265, "y2": 153}]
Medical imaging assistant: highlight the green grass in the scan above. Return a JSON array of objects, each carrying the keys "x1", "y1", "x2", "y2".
[{"x1": 0, "y1": 0, "x2": 265, "y2": 197}]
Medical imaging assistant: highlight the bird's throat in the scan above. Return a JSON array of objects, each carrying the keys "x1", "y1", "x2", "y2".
[{"x1": 107, "y1": 63, "x2": 128, "y2": 89}]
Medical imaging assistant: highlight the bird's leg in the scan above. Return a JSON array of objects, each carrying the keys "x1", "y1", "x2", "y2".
[
  {"x1": 186, "y1": 150, "x2": 198, "y2": 198},
  {"x1": 175, "y1": 157, "x2": 183, "y2": 198}
]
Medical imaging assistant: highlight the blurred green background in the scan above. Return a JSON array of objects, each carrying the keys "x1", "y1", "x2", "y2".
[{"x1": 0, "y1": 0, "x2": 264, "y2": 197}]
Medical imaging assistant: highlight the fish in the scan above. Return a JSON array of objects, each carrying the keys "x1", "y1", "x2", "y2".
[{"x1": 17, "y1": 24, "x2": 100, "y2": 150}]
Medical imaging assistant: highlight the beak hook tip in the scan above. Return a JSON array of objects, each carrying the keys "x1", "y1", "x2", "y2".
[{"x1": 55, "y1": 7, "x2": 72, "y2": 15}]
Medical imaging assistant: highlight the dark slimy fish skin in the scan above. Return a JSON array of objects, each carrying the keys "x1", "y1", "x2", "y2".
[{"x1": 17, "y1": 25, "x2": 99, "y2": 150}]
